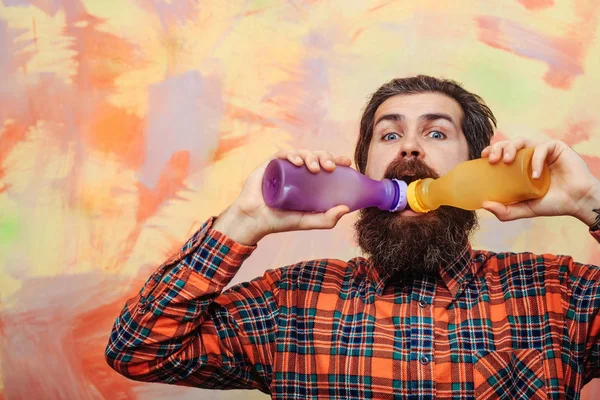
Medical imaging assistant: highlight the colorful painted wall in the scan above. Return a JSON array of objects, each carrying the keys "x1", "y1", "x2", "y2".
[{"x1": 1, "y1": 0, "x2": 600, "y2": 398}]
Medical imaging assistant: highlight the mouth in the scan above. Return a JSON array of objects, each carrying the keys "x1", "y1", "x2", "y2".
[
  {"x1": 399, "y1": 208, "x2": 422, "y2": 216},
  {"x1": 393, "y1": 173, "x2": 425, "y2": 213},
  {"x1": 396, "y1": 173, "x2": 421, "y2": 185}
]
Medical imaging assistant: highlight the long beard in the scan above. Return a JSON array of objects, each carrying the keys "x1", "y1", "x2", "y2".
[{"x1": 354, "y1": 157, "x2": 478, "y2": 282}]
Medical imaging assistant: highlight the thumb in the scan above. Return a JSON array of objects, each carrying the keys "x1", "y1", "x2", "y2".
[
  {"x1": 328, "y1": 205, "x2": 351, "y2": 225},
  {"x1": 295, "y1": 205, "x2": 351, "y2": 230},
  {"x1": 322, "y1": 205, "x2": 351, "y2": 228},
  {"x1": 481, "y1": 201, "x2": 534, "y2": 222}
]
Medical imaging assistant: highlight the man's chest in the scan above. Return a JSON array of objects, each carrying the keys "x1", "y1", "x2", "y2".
[{"x1": 271, "y1": 284, "x2": 579, "y2": 399}]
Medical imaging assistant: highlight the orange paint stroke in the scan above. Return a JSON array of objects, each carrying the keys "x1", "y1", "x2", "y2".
[
  {"x1": 136, "y1": 150, "x2": 190, "y2": 223},
  {"x1": 546, "y1": 120, "x2": 592, "y2": 147},
  {"x1": 211, "y1": 135, "x2": 249, "y2": 162},
  {"x1": 86, "y1": 104, "x2": 146, "y2": 170},
  {"x1": 518, "y1": 0, "x2": 554, "y2": 11},
  {"x1": 476, "y1": 16, "x2": 590, "y2": 89},
  {"x1": 71, "y1": 291, "x2": 144, "y2": 399},
  {"x1": 228, "y1": 105, "x2": 276, "y2": 129},
  {"x1": 105, "y1": 149, "x2": 192, "y2": 271},
  {"x1": 0, "y1": 122, "x2": 29, "y2": 186},
  {"x1": 32, "y1": 17, "x2": 38, "y2": 46},
  {"x1": 239, "y1": 6, "x2": 273, "y2": 17},
  {"x1": 368, "y1": 0, "x2": 401, "y2": 13},
  {"x1": 68, "y1": 13, "x2": 143, "y2": 90},
  {"x1": 581, "y1": 154, "x2": 600, "y2": 177},
  {"x1": 351, "y1": 27, "x2": 366, "y2": 43}
]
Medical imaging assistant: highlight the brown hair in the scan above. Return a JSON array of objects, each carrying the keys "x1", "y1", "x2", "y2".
[{"x1": 354, "y1": 75, "x2": 497, "y2": 173}]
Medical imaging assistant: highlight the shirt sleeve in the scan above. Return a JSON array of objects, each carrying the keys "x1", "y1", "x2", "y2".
[
  {"x1": 565, "y1": 228, "x2": 600, "y2": 384},
  {"x1": 105, "y1": 216, "x2": 280, "y2": 393}
]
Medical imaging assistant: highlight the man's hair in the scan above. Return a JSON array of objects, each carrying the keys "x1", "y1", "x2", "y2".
[{"x1": 354, "y1": 75, "x2": 497, "y2": 173}]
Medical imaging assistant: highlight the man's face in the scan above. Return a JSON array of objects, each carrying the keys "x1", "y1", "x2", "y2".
[
  {"x1": 366, "y1": 92, "x2": 470, "y2": 189},
  {"x1": 355, "y1": 92, "x2": 477, "y2": 281}
]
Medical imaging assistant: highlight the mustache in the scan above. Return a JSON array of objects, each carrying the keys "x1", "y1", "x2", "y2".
[
  {"x1": 354, "y1": 155, "x2": 478, "y2": 280},
  {"x1": 383, "y1": 157, "x2": 440, "y2": 184}
]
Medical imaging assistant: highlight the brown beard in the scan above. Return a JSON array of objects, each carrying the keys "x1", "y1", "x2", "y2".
[{"x1": 354, "y1": 157, "x2": 478, "y2": 282}]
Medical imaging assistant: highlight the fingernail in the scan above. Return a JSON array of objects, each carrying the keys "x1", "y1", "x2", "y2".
[
  {"x1": 311, "y1": 162, "x2": 319, "y2": 168},
  {"x1": 532, "y1": 170, "x2": 540, "y2": 179},
  {"x1": 504, "y1": 153, "x2": 510, "y2": 161},
  {"x1": 295, "y1": 157, "x2": 302, "y2": 163},
  {"x1": 326, "y1": 160, "x2": 335, "y2": 167}
]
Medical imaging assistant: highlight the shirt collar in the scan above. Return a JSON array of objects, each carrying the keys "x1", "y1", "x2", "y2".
[
  {"x1": 438, "y1": 243, "x2": 477, "y2": 299},
  {"x1": 365, "y1": 243, "x2": 477, "y2": 298}
]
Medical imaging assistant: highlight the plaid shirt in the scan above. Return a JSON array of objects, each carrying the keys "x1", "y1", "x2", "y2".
[{"x1": 106, "y1": 216, "x2": 600, "y2": 399}]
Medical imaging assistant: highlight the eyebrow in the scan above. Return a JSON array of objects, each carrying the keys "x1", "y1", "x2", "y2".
[
  {"x1": 374, "y1": 113, "x2": 404, "y2": 127},
  {"x1": 421, "y1": 113, "x2": 457, "y2": 128},
  {"x1": 374, "y1": 112, "x2": 457, "y2": 129}
]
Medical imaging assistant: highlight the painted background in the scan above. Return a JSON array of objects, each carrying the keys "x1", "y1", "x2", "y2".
[{"x1": 1, "y1": 0, "x2": 600, "y2": 398}]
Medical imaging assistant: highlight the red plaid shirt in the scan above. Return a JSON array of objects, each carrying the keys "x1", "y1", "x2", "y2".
[{"x1": 106, "y1": 216, "x2": 600, "y2": 399}]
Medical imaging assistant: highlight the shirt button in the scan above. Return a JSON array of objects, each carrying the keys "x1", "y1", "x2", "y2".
[
  {"x1": 420, "y1": 355, "x2": 430, "y2": 365},
  {"x1": 418, "y1": 299, "x2": 428, "y2": 308}
]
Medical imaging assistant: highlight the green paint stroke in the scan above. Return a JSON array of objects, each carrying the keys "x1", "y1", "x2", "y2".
[
  {"x1": 466, "y1": 60, "x2": 539, "y2": 112},
  {"x1": 0, "y1": 215, "x2": 19, "y2": 246}
]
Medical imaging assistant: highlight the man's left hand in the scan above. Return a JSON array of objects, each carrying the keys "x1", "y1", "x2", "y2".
[{"x1": 480, "y1": 138, "x2": 600, "y2": 226}]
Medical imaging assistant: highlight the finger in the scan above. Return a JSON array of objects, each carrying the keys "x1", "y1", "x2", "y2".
[
  {"x1": 298, "y1": 149, "x2": 321, "y2": 173},
  {"x1": 502, "y1": 143, "x2": 517, "y2": 163},
  {"x1": 334, "y1": 155, "x2": 352, "y2": 167},
  {"x1": 275, "y1": 149, "x2": 302, "y2": 166},
  {"x1": 297, "y1": 205, "x2": 351, "y2": 230},
  {"x1": 488, "y1": 141, "x2": 508, "y2": 164},
  {"x1": 489, "y1": 138, "x2": 533, "y2": 164},
  {"x1": 287, "y1": 152, "x2": 304, "y2": 166},
  {"x1": 531, "y1": 143, "x2": 551, "y2": 179},
  {"x1": 503, "y1": 138, "x2": 534, "y2": 163},
  {"x1": 315, "y1": 151, "x2": 337, "y2": 172},
  {"x1": 502, "y1": 138, "x2": 525, "y2": 163},
  {"x1": 274, "y1": 149, "x2": 289, "y2": 160},
  {"x1": 481, "y1": 146, "x2": 491, "y2": 158},
  {"x1": 481, "y1": 201, "x2": 535, "y2": 222}
]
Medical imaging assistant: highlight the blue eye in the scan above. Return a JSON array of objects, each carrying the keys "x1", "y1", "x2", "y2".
[
  {"x1": 428, "y1": 131, "x2": 446, "y2": 140},
  {"x1": 383, "y1": 132, "x2": 400, "y2": 141}
]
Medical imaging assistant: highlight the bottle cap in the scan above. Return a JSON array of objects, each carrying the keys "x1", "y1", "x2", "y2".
[
  {"x1": 389, "y1": 179, "x2": 408, "y2": 212},
  {"x1": 407, "y1": 180, "x2": 430, "y2": 213}
]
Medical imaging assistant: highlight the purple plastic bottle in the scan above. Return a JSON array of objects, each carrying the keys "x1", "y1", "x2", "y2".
[{"x1": 261, "y1": 159, "x2": 408, "y2": 213}]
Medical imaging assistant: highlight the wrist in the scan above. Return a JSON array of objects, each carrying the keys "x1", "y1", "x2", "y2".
[
  {"x1": 212, "y1": 203, "x2": 266, "y2": 246},
  {"x1": 573, "y1": 179, "x2": 600, "y2": 228}
]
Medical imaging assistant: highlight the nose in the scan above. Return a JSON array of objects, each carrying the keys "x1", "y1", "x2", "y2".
[{"x1": 399, "y1": 136, "x2": 424, "y2": 159}]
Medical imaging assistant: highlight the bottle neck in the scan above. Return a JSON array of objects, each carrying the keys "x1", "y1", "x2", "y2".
[
  {"x1": 350, "y1": 176, "x2": 409, "y2": 213},
  {"x1": 373, "y1": 179, "x2": 408, "y2": 212}
]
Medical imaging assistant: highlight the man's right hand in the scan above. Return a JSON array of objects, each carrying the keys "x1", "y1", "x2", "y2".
[{"x1": 212, "y1": 149, "x2": 353, "y2": 245}]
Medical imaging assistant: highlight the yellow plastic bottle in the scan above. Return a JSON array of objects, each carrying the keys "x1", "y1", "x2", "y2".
[{"x1": 407, "y1": 147, "x2": 551, "y2": 213}]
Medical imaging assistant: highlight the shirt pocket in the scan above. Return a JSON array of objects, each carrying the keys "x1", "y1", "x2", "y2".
[{"x1": 474, "y1": 349, "x2": 547, "y2": 399}]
